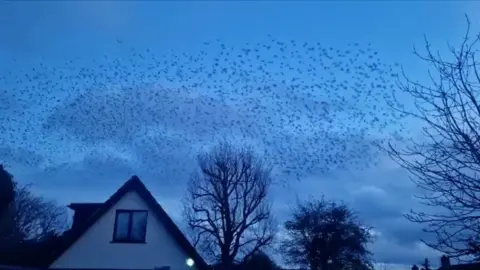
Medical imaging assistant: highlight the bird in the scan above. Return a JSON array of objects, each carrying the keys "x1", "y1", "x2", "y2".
[{"x1": 0, "y1": 37, "x2": 405, "y2": 182}]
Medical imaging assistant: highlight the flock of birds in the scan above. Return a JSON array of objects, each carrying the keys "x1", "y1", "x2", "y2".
[{"x1": 0, "y1": 38, "x2": 406, "y2": 180}]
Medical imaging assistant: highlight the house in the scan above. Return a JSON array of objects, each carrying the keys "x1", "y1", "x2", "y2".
[
  {"x1": 48, "y1": 176, "x2": 209, "y2": 270},
  {"x1": 437, "y1": 255, "x2": 480, "y2": 270}
]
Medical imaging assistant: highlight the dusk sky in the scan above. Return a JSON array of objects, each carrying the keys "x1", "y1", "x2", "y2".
[{"x1": 1, "y1": 1, "x2": 480, "y2": 269}]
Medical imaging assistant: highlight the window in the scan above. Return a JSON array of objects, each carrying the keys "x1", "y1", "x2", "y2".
[{"x1": 112, "y1": 210, "x2": 148, "y2": 243}]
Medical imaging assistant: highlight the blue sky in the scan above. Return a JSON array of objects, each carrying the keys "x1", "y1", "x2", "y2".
[{"x1": 1, "y1": 1, "x2": 479, "y2": 269}]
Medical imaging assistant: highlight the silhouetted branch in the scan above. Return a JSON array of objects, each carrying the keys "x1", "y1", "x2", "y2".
[
  {"x1": 387, "y1": 16, "x2": 480, "y2": 260},
  {"x1": 1, "y1": 182, "x2": 68, "y2": 242}
]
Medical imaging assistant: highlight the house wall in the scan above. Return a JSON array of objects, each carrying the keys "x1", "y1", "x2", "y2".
[{"x1": 49, "y1": 191, "x2": 192, "y2": 270}]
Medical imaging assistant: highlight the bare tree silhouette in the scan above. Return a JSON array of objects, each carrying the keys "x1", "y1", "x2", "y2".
[
  {"x1": 184, "y1": 141, "x2": 275, "y2": 269},
  {"x1": 387, "y1": 16, "x2": 480, "y2": 259}
]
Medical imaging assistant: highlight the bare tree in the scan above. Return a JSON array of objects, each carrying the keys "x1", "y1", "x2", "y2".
[
  {"x1": 281, "y1": 198, "x2": 373, "y2": 270},
  {"x1": 0, "y1": 179, "x2": 68, "y2": 266},
  {"x1": 184, "y1": 142, "x2": 275, "y2": 269},
  {"x1": 14, "y1": 183, "x2": 68, "y2": 239},
  {"x1": 0, "y1": 182, "x2": 67, "y2": 242},
  {"x1": 387, "y1": 17, "x2": 480, "y2": 259}
]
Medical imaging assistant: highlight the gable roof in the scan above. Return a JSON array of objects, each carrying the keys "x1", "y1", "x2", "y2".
[{"x1": 49, "y1": 176, "x2": 209, "y2": 270}]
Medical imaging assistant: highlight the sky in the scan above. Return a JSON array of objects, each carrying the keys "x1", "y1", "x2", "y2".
[{"x1": 1, "y1": 1, "x2": 480, "y2": 269}]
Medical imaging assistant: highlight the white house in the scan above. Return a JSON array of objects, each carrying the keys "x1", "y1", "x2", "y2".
[{"x1": 48, "y1": 176, "x2": 208, "y2": 270}]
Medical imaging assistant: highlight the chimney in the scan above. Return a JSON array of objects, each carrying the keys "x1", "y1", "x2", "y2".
[
  {"x1": 440, "y1": 255, "x2": 451, "y2": 269},
  {"x1": 68, "y1": 203, "x2": 103, "y2": 230}
]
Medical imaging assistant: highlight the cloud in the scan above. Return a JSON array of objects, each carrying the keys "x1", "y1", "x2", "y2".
[
  {"x1": 373, "y1": 237, "x2": 441, "y2": 266},
  {"x1": 345, "y1": 166, "x2": 440, "y2": 265},
  {"x1": 38, "y1": 149, "x2": 136, "y2": 190},
  {"x1": 352, "y1": 187, "x2": 403, "y2": 221}
]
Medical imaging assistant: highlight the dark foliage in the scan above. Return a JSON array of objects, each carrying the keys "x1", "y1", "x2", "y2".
[
  {"x1": 184, "y1": 141, "x2": 275, "y2": 269},
  {"x1": 281, "y1": 198, "x2": 373, "y2": 270},
  {"x1": 0, "y1": 164, "x2": 14, "y2": 217},
  {"x1": 211, "y1": 251, "x2": 278, "y2": 270},
  {"x1": 386, "y1": 16, "x2": 480, "y2": 260},
  {"x1": 239, "y1": 251, "x2": 278, "y2": 270},
  {"x1": 0, "y1": 232, "x2": 68, "y2": 267},
  {"x1": 0, "y1": 169, "x2": 68, "y2": 267},
  {"x1": 421, "y1": 258, "x2": 431, "y2": 270},
  {"x1": 0, "y1": 182, "x2": 68, "y2": 242}
]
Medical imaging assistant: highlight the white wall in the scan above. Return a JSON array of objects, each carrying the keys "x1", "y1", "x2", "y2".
[{"x1": 49, "y1": 191, "x2": 194, "y2": 270}]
